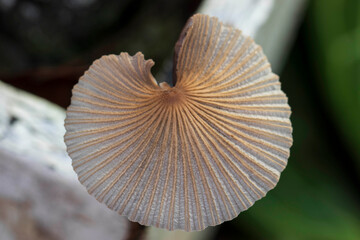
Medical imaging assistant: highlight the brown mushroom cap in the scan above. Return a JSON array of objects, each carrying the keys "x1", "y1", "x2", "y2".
[{"x1": 64, "y1": 13, "x2": 292, "y2": 231}]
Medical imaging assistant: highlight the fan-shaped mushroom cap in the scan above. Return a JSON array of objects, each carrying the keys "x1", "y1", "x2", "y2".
[{"x1": 64, "y1": 13, "x2": 292, "y2": 231}]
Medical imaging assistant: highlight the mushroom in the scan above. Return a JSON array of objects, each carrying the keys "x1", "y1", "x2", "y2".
[{"x1": 64, "y1": 13, "x2": 293, "y2": 231}]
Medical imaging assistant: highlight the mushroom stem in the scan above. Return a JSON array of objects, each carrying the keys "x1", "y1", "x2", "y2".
[{"x1": 159, "y1": 82, "x2": 171, "y2": 89}]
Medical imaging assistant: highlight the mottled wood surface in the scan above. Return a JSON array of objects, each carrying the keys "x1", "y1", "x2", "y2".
[{"x1": 0, "y1": 150, "x2": 128, "y2": 240}]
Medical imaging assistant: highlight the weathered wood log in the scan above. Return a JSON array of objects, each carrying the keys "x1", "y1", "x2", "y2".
[{"x1": 0, "y1": 149, "x2": 128, "y2": 240}]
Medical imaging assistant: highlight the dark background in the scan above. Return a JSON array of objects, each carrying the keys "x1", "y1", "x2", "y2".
[{"x1": 0, "y1": 0, "x2": 359, "y2": 239}]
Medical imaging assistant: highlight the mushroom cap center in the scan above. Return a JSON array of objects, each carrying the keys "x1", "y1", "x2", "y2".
[{"x1": 159, "y1": 82, "x2": 186, "y2": 105}]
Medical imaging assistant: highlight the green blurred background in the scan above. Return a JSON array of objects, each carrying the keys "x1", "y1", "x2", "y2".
[{"x1": 0, "y1": 0, "x2": 359, "y2": 239}]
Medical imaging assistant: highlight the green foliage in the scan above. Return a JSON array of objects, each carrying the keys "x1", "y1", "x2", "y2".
[{"x1": 308, "y1": 0, "x2": 360, "y2": 166}]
